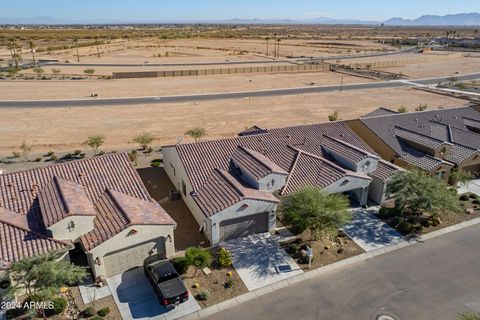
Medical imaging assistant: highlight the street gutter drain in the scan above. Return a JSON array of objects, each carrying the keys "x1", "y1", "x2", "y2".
[{"x1": 377, "y1": 315, "x2": 396, "y2": 320}]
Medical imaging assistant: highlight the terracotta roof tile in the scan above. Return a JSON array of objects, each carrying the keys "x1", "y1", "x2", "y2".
[
  {"x1": 231, "y1": 146, "x2": 288, "y2": 180},
  {"x1": 322, "y1": 135, "x2": 378, "y2": 163},
  {"x1": 369, "y1": 160, "x2": 404, "y2": 181}
]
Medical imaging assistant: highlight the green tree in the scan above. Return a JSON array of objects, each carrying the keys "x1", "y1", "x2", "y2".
[
  {"x1": 132, "y1": 132, "x2": 154, "y2": 150},
  {"x1": 185, "y1": 247, "x2": 212, "y2": 276},
  {"x1": 84, "y1": 68, "x2": 95, "y2": 78},
  {"x1": 19, "y1": 140, "x2": 32, "y2": 161},
  {"x1": 448, "y1": 168, "x2": 473, "y2": 186},
  {"x1": 387, "y1": 169, "x2": 460, "y2": 217},
  {"x1": 6, "y1": 252, "x2": 87, "y2": 319},
  {"x1": 398, "y1": 106, "x2": 408, "y2": 113},
  {"x1": 281, "y1": 187, "x2": 352, "y2": 241},
  {"x1": 185, "y1": 127, "x2": 206, "y2": 143},
  {"x1": 84, "y1": 134, "x2": 105, "y2": 156}
]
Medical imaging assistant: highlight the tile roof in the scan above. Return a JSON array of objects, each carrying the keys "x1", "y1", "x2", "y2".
[
  {"x1": 0, "y1": 153, "x2": 175, "y2": 260},
  {"x1": 281, "y1": 149, "x2": 372, "y2": 195},
  {"x1": 464, "y1": 117, "x2": 480, "y2": 131},
  {"x1": 369, "y1": 160, "x2": 404, "y2": 181},
  {"x1": 321, "y1": 135, "x2": 379, "y2": 163},
  {"x1": 0, "y1": 207, "x2": 71, "y2": 269},
  {"x1": 172, "y1": 122, "x2": 394, "y2": 217},
  {"x1": 38, "y1": 176, "x2": 97, "y2": 228},
  {"x1": 238, "y1": 125, "x2": 268, "y2": 136},
  {"x1": 394, "y1": 126, "x2": 448, "y2": 150},
  {"x1": 176, "y1": 122, "x2": 377, "y2": 192},
  {"x1": 360, "y1": 106, "x2": 480, "y2": 170},
  {"x1": 192, "y1": 169, "x2": 279, "y2": 217},
  {"x1": 362, "y1": 107, "x2": 399, "y2": 118},
  {"x1": 231, "y1": 146, "x2": 288, "y2": 180}
]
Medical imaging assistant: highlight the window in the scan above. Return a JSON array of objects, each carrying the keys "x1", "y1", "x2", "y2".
[{"x1": 182, "y1": 180, "x2": 187, "y2": 197}]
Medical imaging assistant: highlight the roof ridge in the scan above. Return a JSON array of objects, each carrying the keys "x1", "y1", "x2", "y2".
[
  {"x1": 0, "y1": 218, "x2": 71, "y2": 247},
  {"x1": 214, "y1": 168, "x2": 246, "y2": 197},
  {"x1": 53, "y1": 176, "x2": 72, "y2": 214},
  {"x1": 361, "y1": 105, "x2": 473, "y2": 120},
  {"x1": 322, "y1": 134, "x2": 378, "y2": 158},
  {"x1": 394, "y1": 126, "x2": 448, "y2": 144},
  {"x1": 105, "y1": 189, "x2": 133, "y2": 225},
  {"x1": 0, "y1": 152, "x2": 130, "y2": 178}
]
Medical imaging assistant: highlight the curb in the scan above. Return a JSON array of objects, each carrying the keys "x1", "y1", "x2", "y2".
[{"x1": 179, "y1": 217, "x2": 480, "y2": 320}]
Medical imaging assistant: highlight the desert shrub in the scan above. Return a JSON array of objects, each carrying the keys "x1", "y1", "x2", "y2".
[
  {"x1": 218, "y1": 248, "x2": 232, "y2": 268},
  {"x1": 397, "y1": 221, "x2": 414, "y2": 235},
  {"x1": 12, "y1": 151, "x2": 21, "y2": 158},
  {"x1": 197, "y1": 290, "x2": 210, "y2": 301},
  {"x1": 46, "y1": 151, "x2": 55, "y2": 156},
  {"x1": 45, "y1": 297, "x2": 66, "y2": 317},
  {"x1": 472, "y1": 199, "x2": 480, "y2": 205},
  {"x1": 73, "y1": 149, "x2": 82, "y2": 155},
  {"x1": 377, "y1": 207, "x2": 390, "y2": 219},
  {"x1": 50, "y1": 155, "x2": 58, "y2": 161},
  {"x1": 83, "y1": 307, "x2": 95, "y2": 317},
  {"x1": 35, "y1": 157, "x2": 42, "y2": 162},
  {"x1": 285, "y1": 244, "x2": 299, "y2": 255},
  {"x1": 97, "y1": 151, "x2": 106, "y2": 156},
  {"x1": 470, "y1": 193, "x2": 478, "y2": 200},
  {"x1": 97, "y1": 307, "x2": 110, "y2": 317},
  {"x1": 459, "y1": 194, "x2": 470, "y2": 201},
  {"x1": 224, "y1": 278, "x2": 234, "y2": 289},
  {"x1": 186, "y1": 247, "x2": 212, "y2": 271},
  {"x1": 390, "y1": 216, "x2": 402, "y2": 228},
  {"x1": 171, "y1": 257, "x2": 190, "y2": 275}
]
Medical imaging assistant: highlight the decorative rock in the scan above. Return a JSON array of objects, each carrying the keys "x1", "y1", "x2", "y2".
[{"x1": 202, "y1": 267, "x2": 211, "y2": 275}]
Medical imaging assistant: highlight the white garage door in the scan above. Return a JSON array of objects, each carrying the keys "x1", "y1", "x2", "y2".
[{"x1": 103, "y1": 239, "x2": 166, "y2": 277}]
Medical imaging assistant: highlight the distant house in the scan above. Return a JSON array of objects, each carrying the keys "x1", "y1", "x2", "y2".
[
  {"x1": 347, "y1": 105, "x2": 480, "y2": 178},
  {"x1": 163, "y1": 122, "x2": 400, "y2": 245},
  {"x1": 0, "y1": 153, "x2": 176, "y2": 278}
]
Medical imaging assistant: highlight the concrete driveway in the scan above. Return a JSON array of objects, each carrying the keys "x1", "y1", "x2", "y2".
[
  {"x1": 223, "y1": 233, "x2": 303, "y2": 291},
  {"x1": 106, "y1": 268, "x2": 200, "y2": 320},
  {"x1": 458, "y1": 179, "x2": 480, "y2": 196},
  {"x1": 342, "y1": 207, "x2": 405, "y2": 252}
]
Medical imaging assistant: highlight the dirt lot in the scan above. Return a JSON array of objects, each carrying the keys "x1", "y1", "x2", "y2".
[
  {"x1": 0, "y1": 88, "x2": 464, "y2": 155},
  {"x1": 0, "y1": 71, "x2": 369, "y2": 100}
]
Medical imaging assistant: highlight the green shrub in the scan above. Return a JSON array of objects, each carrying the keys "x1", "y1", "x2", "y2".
[
  {"x1": 390, "y1": 216, "x2": 402, "y2": 228},
  {"x1": 470, "y1": 193, "x2": 479, "y2": 200},
  {"x1": 185, "y1": 247, "x2": 212, "y2": 270},
  {"x1": 73, "y1": 149, "x2": 82, "y2": 155},
  {"x1": 171, "y1": 257, "x2": 190, "y2": 274},
  {"x1": 0, "y1": 278, "x2": 10, "y2": 289},
  {"x1": 45, "y1": 297, "x2": 66, "y2": 317},
  {"x1": 218, "y1": 248, "x2": 232, "y2": 268},
  {"x1": 285, "y1": 244, "x2": 298, "y2": 255},
  {"x1": 50, "y1": 155, "x2": 58, "y2": 161},
  {"x1": 91, "y1": 316, "x2": 103, "y2": 320},
  {"x1": 46, "y1": 151, "x2": 55, "y2": 156},
  {"x1": 83, "y1": 307, "x2": 95, "y2": 317},
  {"x1": 472, "y1": 199, "x2": 480, "y2": 205},
  {"x1": 377, "y1": 207, "x2": 390, "y2": 219},
  {"x1": 97, "y1": 307, "x2": 110, "y2": 317},
  {"x1": 35, "y1": 157, "x2": 42, "y2": 162},
  {"x1": 459, "y1": 194, "x2": 470, "y2": 201},
  {"x1": 397, "y1": 221, "x2": 414, "y2": 235},
  {"x1": 197, "y1": 290, "x2": 210, "y2": 301}
]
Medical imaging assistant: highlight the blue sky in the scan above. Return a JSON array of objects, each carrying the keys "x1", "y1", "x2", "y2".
[{"x1": 2, "y1": 0, "x2": 479, "y2": 21}]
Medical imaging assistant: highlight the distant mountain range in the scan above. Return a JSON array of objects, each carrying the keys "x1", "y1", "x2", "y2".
[{"x1": 1, "y1": 12, "x2": 480, "y2": 26}]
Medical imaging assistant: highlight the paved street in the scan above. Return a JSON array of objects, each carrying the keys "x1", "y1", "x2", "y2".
[
  {"x1": 2, "y1": 72, "x2": 480, "y2": 108},
  {"x1": 203, "y1": 224, "x2": 480, "y2": 320}
]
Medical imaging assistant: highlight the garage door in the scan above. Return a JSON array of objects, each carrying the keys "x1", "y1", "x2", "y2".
[
  {"x1": 103, "y1": 239, "x2": 165, "y2": 277},
  {"x1": 219, "y1": 212, "x2": 269, "y2": 242}
]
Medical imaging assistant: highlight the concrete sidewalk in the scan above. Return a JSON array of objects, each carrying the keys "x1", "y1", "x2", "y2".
[
  {"x1": 223, "y1": 234, "x2": 303, "y2": 291},
  {"x1": 342, "y1": 207, "x2": 405, "y2": 252},
  {"x1": 458, "y1": 179, "x2": 480, "y2": 196}
]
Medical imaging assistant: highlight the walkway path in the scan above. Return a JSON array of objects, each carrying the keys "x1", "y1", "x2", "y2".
[{"x1": 458, "y1": 179, "x2": 480, "y2": 196}]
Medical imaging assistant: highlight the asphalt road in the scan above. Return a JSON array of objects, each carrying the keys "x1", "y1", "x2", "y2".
[
  {"x1": 203, "y1": 224, "x2": 480, "y2": 320},
  {"x1": 1, "y1": 73, "x2": 479, "y2": 109}
]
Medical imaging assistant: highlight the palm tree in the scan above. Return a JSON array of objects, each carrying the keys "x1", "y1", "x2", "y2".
[
  {"x1": 276, "y1": 38, "x2": 282, "y2": 58},
  {"x1": 94, "y1": 36, "x2": 101, "y2": 59},
  {"x1": 73, "y1": 38, "x2": 80, "y2": 62},
  {"x1": 29, "y1": 40, "x2": 37, "y2": 68}
]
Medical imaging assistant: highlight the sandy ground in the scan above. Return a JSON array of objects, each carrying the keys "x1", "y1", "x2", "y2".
[
  {"x1": 383, "y1": 56, "x2": 480, "y2": 79},
  {"x1": 0, "y1": 88, "x2": 464, "y2": 155},
  {"x1": 0, "y1": 71, "x2": 370, "y2": 100}
]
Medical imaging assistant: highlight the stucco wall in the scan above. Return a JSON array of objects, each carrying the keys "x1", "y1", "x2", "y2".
[
  {"x1": 48, "y1": 216, "x2": 95, "y2": 242},
  {"x1": 324, "y1": 176, "x2": 371, "y2": 206},
  {"x1": 88, "y1": 224, "x2": 175, "y2": 277},
  {"x1": 369, "y1": 177, "x2": 387, "y2": 204}
]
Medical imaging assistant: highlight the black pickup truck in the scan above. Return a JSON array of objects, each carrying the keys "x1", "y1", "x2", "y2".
[{"x1": 144, "y1": 255, "x2": 189, "y2": 307}]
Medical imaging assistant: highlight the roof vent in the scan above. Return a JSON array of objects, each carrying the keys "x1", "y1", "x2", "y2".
[{"x1": 415, "y1": 118, "x2": 419, "y2": 122}]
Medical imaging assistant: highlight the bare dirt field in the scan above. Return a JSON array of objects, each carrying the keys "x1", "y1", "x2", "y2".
[
  {"x1": 0, "y1": 71, "x2": 370, "y2": 100},
  {"x1": 0, "y1": 88, "x2": 464, "y2": 156}
]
